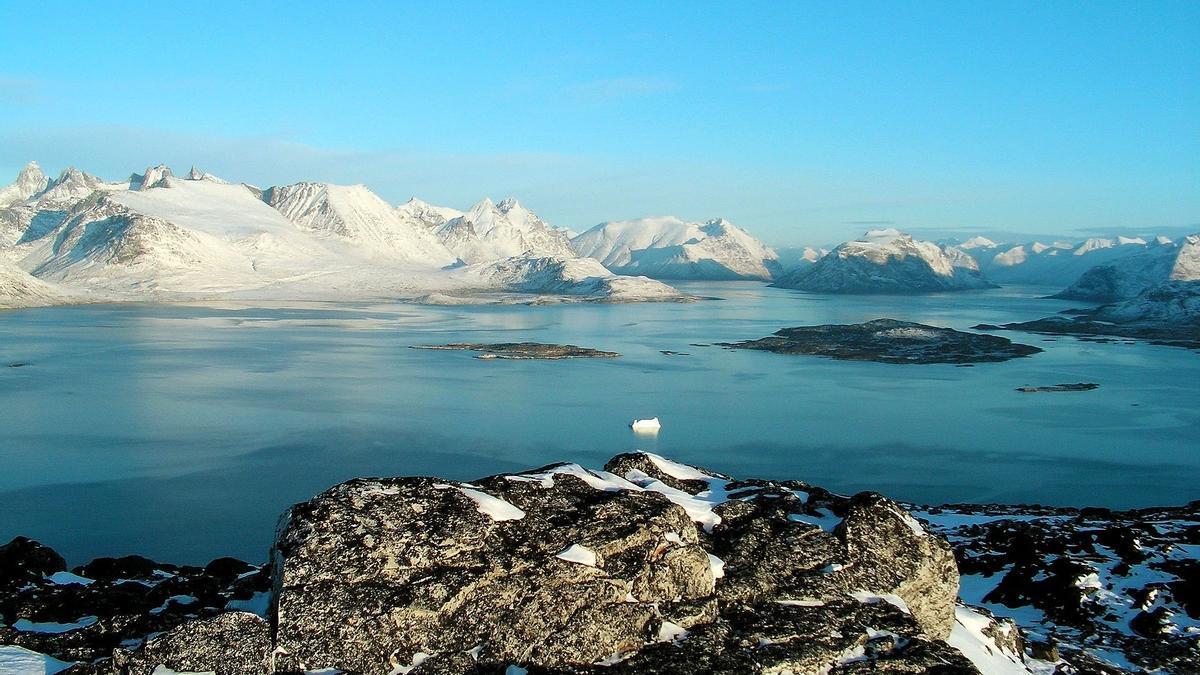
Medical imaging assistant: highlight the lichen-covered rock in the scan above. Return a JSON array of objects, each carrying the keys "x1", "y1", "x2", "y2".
[
  {"x1": 271, "y1": 467, "x2": 714, "y2": 673},
  {"x1": 112, "y1": 611, "x2": 270, "y2": 674}
]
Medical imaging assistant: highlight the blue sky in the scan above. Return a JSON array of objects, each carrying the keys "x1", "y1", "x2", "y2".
[{"x1": 1, "y1": 1, "x2": 1196, "y2": 245}]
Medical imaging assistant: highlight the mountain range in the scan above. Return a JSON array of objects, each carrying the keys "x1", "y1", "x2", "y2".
[{"x1": 1, "y1": 161, "x2": 1196, "y2": 310}]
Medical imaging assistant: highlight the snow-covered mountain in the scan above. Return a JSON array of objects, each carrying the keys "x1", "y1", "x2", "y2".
[
  {"x1": 773, "y1": 229, "x2": 995, "y2": 293},
  {"x1": 1086, "y1": 280, "x2": 1200, "y2": 327},
  {"x1": 1055, "y1": 234, "x2": 1199, "y2": 301},
  {"x1": 570, "y1": 216, "x2": 780, "y2": 280},
  {"x1": 773, "y1": 246, "x2": 828, "y2": 275},
  {"x1": 262, "y1": 182, "x2": 456, "y2": 265},
  {"x1": 0, "y1": 163, "x2": 688, "y2": 307},
  {"x1": 444, "y1": 253, "x2": 685, "y2": 303},
  {"x1": 435, "y1": 197, "x2": 574, "y2": 264}
]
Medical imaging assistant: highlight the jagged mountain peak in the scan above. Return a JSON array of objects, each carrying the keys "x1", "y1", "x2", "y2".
[
  {"x1": 135, "y1": 164, "x2": 174, "y2": 191},
  {"x1": 0, "y1": 161, "x2": 52, "y2": 207}
]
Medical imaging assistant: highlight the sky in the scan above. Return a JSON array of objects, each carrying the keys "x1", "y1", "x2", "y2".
[{"x1": 1, "y1": 1, "x2": 1197, "y2": 246}]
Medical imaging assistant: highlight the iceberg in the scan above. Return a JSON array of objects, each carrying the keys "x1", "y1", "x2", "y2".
[{"x1": 630, "y1": 417, "x2": 661, "y2": 433}]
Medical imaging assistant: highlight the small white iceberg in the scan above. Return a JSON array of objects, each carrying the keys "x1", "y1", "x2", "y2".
[{"x1": 630, "y1": 417, "x2": 661, "y2": 433}]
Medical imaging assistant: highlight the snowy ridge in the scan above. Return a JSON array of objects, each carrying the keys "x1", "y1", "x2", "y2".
[
  {"x1": 0, "y1": 259, "x2": 67, "y2": 309},
  {"x1": 570, "y1": 216, "x2": 780, "y2": 280},
  {"x1": 773, "y1": 229, "x2": 995, "y2": 294},
  {"x1": 436, "y1": 197, "x2": 574, "y2": 263}
]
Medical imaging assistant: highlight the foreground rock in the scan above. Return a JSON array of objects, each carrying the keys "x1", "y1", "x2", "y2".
[
  {"x1": 412, "y1": 342, "x2": 619, "y2": 359},
  {"x1": 719, "y1": 318, "x2": 1042, "y2": 364},
  {"x1": 9, "y1": 453, "x2": 1196, "y2": 673}
]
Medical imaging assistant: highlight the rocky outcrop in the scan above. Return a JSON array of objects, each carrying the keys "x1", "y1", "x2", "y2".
[
  {"x1": 264, "y1": 452, "x2": 966, "y2": 674},
  {"x1": 719, "y1": 318, "x2": 1042, "y2": 364},
  {"x1": 22, "y1": 453, "x2": 1176, "y2": 673}
]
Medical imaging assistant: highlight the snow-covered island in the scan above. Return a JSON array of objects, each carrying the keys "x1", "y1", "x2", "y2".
[
  {"x1": 2, "y1": 452, "x2": 1195, "y2": 674},
  {"x1": 0, "y1": 162, "x2": 689, "y2": 309},
  {"x1": 410, "y1": 342, "x2": 620, "y2": 360}
]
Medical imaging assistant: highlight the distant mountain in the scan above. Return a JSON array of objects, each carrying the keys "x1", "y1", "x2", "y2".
[
  {"x1": 570, "y1": 216, "x2": 779, "y2": 280},
  {"x1": 436, "y1": 197, "x2": 574, "y2": 264},
  {"x1": 0, "y1": 162, "x2": 49, "y2": 207},
  {"x1": 960, "y1": 236, "x2": 1165, "y2": 287},
  {"x1": 773, "y1": 229, "x2": 994, "y2": 294},
  {"x1": 0, "y1": 163, "x2": 688, "y2": 307},
  {"x1": 773, "y1": 246, "x2": 828, "y2": 274},
  {"x1": 1055, "y1": 234, "x2": 1198, "y2": 301}
]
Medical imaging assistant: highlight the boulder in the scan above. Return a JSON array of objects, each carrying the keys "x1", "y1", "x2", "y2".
[{"x1": 113, "y1": 611, "x2": 270, "y2": 674}]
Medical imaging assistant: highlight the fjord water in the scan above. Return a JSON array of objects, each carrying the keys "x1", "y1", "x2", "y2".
[{"x1": 2, "y1": 282, "x2": 1197, "y2": 564}]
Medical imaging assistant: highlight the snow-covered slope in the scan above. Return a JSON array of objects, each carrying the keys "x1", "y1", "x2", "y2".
[
  {"x1": 571, "y1": 216, "x2": 780, "y2": 280},
  {"x1": 435, "y1": 198, "x2": 574, "y2": 263},
  {"x1": 0, "y1": 161, "x2": 50, "y2": 207},
  {"x1": 773, "y1": 229, "x2": 995, "y2": 294},
  {"x1": 263, "y1": 182, "x2": 456, "y2": 265},
  {"x1": 1086, "y1": 280, "x2": 1200, "y2": 327},
  {"x1": 396, "y1": 197, "x2": 462, "y2": 229},
  {"x1": 1054, "y1": 234, "x2": 1198, "y2": 301},
  {"x1": 0, "y1": 259, "x2": 67, "y2": 309}
]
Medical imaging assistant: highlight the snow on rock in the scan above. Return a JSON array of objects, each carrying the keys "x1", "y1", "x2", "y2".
[
  {"x1": 555, "y1": 543, "x2": 598, "y2": 566},
  {"x1": 451, "y1": 485, "x2": 526, "y2": 521},
  {"x1": 947, "y1": 605, "x2": 1040, "y2": 675},
  {"x1": 0, "y1": 161, "x2": 50, "y2": 207},
  {"x1": 0, "y1": 645, "x2": 74, "y2": 674},
  {"x1": 134, "y1": 164, "x2": 174, "y2": 191},
  {"x1": 772, "y1": 229, "x2": 995, "y2": 293},
  {"x1": 571, "y1": 216, "x2": 780, "y2": 280},
  {"x1": 435, "y1": 197, "x2": 574, "y2": 264}
]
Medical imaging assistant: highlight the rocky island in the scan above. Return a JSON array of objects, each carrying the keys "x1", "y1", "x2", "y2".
[
  {"x1": 719, "y1": 319, "x2": 1043, "y2": 364},
  {"x1": 411, "y1": 343, "x2": 620, "y2": 359},
  {"x1": 2, "y1": 452, "x2": 1195, "y2": 674}
]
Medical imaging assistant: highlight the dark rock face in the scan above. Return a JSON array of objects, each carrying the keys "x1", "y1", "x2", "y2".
[
  {"x1": 411, "y1": 342, "x2": 620, "y2": 359},
  {"x1": 1015, "y1": 383, "x2": 1099, "y2": 393},
  {"x1": 719, "y1": 319, "x2": 1042, "y2": 364},
  {"x1": 917, "y1": 501, "x2": 1200, "y2": 673},
  {"x1": 0, "y1": 545, "x2": 270, "y2": 668}
]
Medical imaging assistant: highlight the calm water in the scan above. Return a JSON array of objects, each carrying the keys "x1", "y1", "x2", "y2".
[{"x1": 2, "y1": 282, "x2": 1197, "y2": 564}]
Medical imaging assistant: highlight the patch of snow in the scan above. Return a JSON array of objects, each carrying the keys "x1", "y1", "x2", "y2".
[
  {"x1": 555, "y1": 544, "x2": 598, "y2": 567},
  {"x1": 947, "y1": 605, "x2": 1035, "y2": 675},
  {"x1": 11, "y1": 615, "x2": 99, "y2": 633},
  {"x1": 455, "y1": 487, "x2": 526, "y2": 522},
  {"x1": 46, "y1": 570, "x2": 93, "y2": 586},
  {"x1": 849, "y1": 592, "x2": 911, "y2": 615},
  {"x1": 707, "y1": 553, "x2": 725, "y2": 579},
  {"x1": 0, "y1": 645, "x2": 75, "y2": 674}
]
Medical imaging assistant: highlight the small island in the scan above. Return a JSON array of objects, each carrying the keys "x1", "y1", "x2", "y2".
[
  {"x1": 719, "y1": 318, "x2": 1042, "y2": 364},
  {"x1": 412, "y1": 342, "x2": 620, "y2": 360},
  {"x1": 1016, "y1": 383, "x2": 1099, "y2": 393}
]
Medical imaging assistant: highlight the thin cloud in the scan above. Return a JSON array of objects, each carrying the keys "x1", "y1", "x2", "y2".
[
  {"x1": 564, "y1": 77, "x2": 677, "y2": 103},
  {"x1": 842, "y1": 220, "x2": 895, "y2": 226}
]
